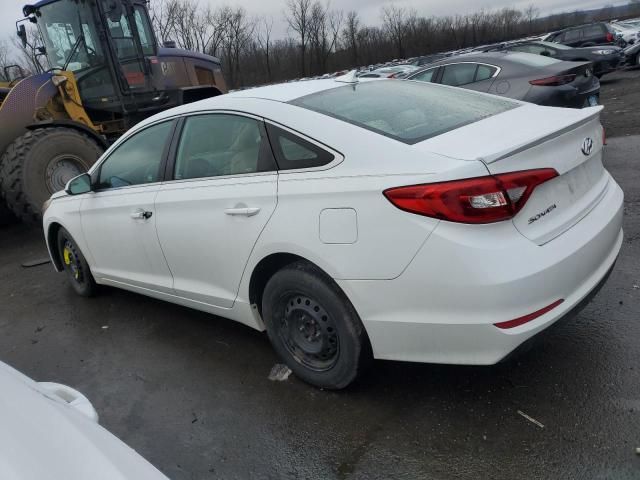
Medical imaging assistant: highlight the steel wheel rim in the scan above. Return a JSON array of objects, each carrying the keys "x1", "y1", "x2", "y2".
[
  {"x1": 62, "y1": 240, "x2": 84, "y2": 284},
  {"x1": 277, "y1": 293, "x2": 339, "y2": 371},
  {"x1": 45, "y1": 154, "x2": 85, "y2": 193}
]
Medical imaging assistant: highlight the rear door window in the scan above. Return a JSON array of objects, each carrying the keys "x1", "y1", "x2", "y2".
[
  {"x1": 174, "y1": 114, "x2": 276, "y2": 180},
  {"x1": 475, "y1": 65, "x2": 498, "y2": 81},
  {"x1": 441, "y1": 64, "x2": 478, "y2": 86},
  {"x1": 584, "y1": 25, "x2": 604, "y2": 38},
  {"x1": 411, "y1": 68, "x2": 438, "y2": 82}
]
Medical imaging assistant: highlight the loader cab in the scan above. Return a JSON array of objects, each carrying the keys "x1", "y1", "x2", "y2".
[{"x1": 23, "y1": 0, "x2": 158, "y2": 123}]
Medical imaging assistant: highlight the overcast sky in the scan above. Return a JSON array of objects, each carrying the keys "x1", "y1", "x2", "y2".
[{"x1": 0, "y1": 0, "x2": 625, "y2": 49}]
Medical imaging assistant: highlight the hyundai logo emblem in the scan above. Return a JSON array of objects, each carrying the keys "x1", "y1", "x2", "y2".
[{"x1": 581, "y1": 137, "x2": 594, "y2": 156}]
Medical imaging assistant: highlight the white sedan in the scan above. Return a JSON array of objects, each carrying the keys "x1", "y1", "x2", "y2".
[
  {"x1": 43, "y1": 76, "x2": 624, "y2": 389},
  {"x1": 0, "y1": 360, "x2": 168, "y2": 479}
]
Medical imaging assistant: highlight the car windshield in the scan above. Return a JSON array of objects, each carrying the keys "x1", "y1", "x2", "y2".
[
  {"x1": 505, "y1": 52, "x2": 562, "y2": 66},
  {"x1": 290, "y1": 81, "x2": 518, "y2": 144}
]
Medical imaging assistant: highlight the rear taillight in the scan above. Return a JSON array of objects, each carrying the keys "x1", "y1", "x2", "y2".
[
  {"x1": 529, "y1": 74, "x2": 576, "y2": 86},
  {"x1": 606, "y1": 32, "x2": 614, "y2": 42},
  {"x1": 602, "y1": 125, "x2": 607, "y2": 145},
  {"x1": 383, "y1": 169, "x2": 558, "y2": 224}
]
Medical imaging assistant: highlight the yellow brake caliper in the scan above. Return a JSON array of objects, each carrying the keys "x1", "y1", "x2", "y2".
[{"x1": 63, "y1": 246, "x2": 80, "y2": 279}]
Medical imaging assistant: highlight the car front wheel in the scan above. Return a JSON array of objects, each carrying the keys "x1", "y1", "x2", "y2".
[
  {"x1": 262, "y1": 261, "x2": 371, "y2": 389},
  {"x1": 57, "y1": 227, "x2": 97, "y2": 297}
]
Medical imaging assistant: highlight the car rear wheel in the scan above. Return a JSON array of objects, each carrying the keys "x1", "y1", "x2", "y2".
[
  {"x1": 57, "y1": 227, "x2": 96, "y2": 297},
  {"x1": 262, "y1": 261, "x2": 371, "y2": 389}
]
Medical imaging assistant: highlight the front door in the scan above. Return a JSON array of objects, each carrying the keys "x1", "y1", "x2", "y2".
[
  {"x1": 155, "y1": 113, "x2": 278, "y2": 308},
  {"x1": 81, "y1": 120, "x2": 175, "y2": 292}
]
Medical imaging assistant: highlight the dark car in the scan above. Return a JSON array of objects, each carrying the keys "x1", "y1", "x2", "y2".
[
  {"x1": 488, "y1": 41, "x2": 623, "y2": 78},
  {"x1": 622, "y1": 41, "x2": 640, "y2": 67},
  {"x1": 547, "y1": 22, "x2": 623, "y2": 48},
  {"x1": 410, "y1": 54, "x2": 447, "y2": 67},
  {"x1": 405, "y1": 51, "x2": 600, "y2": 109}
]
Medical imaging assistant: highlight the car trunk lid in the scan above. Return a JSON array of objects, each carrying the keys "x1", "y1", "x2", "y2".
[{"x1": 417, "y1": 104, "x2": 608, "y2": 245}]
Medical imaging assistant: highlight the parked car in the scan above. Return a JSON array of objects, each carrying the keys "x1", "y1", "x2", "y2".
[
  {"x1": 611, "y1": 22, "x2": 640, "y2": 45},
  {"x1": 622, "y1": 41, "x2": 640, "y2": 67},
  {"x1": 410, "y1": 54, "x2": 447, "y2": 66},
  {"x1": 0, "y1": 360, "x2": 169, "y2": 479},
  {"x1": 406, "y1": 52, "x2": 600, "y2": 108},
  {"x1": 43, "y1": 77, "x2": 622, "y2": 389},
  {"x1": 547, "y1": 22, "x2": 624, "y2": 48},
  {"x1": 358, "y1": 65, "x2": 419, "y2": 78},
  {"x1": 487, "y1": 41, "x2": 623, "y2": 78}
]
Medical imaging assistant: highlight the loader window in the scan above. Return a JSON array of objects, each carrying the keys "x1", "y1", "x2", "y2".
[{"x1": 37, "y1": 0, "x2": 105, "y2": 71}]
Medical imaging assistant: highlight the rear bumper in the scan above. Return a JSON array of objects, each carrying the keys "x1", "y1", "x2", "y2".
[
  {"x1": 338, "y1": 176, "x2": 624, "y2": 364},
  {"x1": 528, "y1": 84, "x2": 600, "y2": 109},
  {"x1": 594, "y1": 55, "x2": 622, "y2": 75}
]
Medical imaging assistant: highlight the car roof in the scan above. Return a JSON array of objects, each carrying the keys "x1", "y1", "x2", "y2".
[
  {"x1": 419, "y1": 51, "x2": 519, "y2": 67},
  {"x1": 224, "y1": 78, "x2": 363, "y2": 103}
]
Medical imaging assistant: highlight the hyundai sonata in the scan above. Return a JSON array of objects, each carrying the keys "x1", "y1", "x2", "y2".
[{"x1": 43, "y1": 76, "x2": 623, "y2": 389}]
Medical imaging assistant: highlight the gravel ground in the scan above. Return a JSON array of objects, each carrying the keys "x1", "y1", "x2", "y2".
[
  {"x1": 600, "y1": 68, "x2": 640, "y2": 138},
  {"x1": 0, "y1": 70, "x2": 639, "y2": 480}
]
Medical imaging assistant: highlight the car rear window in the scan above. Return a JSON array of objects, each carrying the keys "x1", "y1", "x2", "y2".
[{"x1": 289, "y1": 81, "x2": 518, "y2": 144}]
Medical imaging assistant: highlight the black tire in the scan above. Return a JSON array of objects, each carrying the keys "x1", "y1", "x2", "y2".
[
  {"x1": 56, "y1": 227, "x2": 97, "y2": 297},
  {"x1": 262, "y1": 261, "x2": 372, "y2": 389},
  {"x1": 0, "y1": 128, "x2": 103, "y2": 224}
]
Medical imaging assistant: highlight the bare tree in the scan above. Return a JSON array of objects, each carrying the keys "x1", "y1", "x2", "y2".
[
  {"x1": 342, "y1": 11, "x2": 360, "y2": 66},
  {"x1": 149, "y1": 0, "x2": 179, "y2": 44},
  {"x1": 0, "y1": 41, "x2": 9, "y2": 81},
  {"x1": 257, "y1": 17, "x2": 274, "y2": 82},
  {"x1": 13, "y1": 27, "x2": 44, "y2": 74},
  {"x1": 523, "y1": 4, "x2": 540, "y2": 34},
  {"x1": 221, "y1": 7, "x2": 255, "y2": 87},
  {"x1": 381, "y1": 5, "x2": 414, "y2": 59},
  {"x1": 285, "y1": 0, "x2": 313, "y2": 76}
]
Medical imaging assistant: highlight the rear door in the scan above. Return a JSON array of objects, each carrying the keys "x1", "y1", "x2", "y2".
[{"x1": 154, "y1": 113, "x2": 278, "y2": 308}]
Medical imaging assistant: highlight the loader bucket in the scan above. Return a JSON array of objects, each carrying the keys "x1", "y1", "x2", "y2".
[{"x1": 0, "y1": 73, "x2": 57, "y2": 158}]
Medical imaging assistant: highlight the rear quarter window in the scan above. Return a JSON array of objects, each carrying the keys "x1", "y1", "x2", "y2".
[
  {"x1": 289, "y1": 81, "x2": 518, "y2": 145},
  {"x1": 504, "y1": 52, "x2": 561, "y2": 67}
]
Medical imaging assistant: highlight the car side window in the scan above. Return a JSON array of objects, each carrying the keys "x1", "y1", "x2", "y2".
[
  {"x1": 98, "y1": 121, "x2": 173, "y2": 189},
  {"x1": 174, "y1": 114, "x2": 275, "y2": 180},
  {"x1": 411, "y1": 68, "x2": 437, "y2": 82},
  {"x1": 266, "y1": 124, "x2": 334, "y2": 170},
  {"x1": 564, "y1": 29, "x2": 582, "y2": 41},
  {"x1": 475, "y1": 65, "x2": 497, "y2": 82},
  {"x1": 441, "y1": 64, "x2": 478, "y2": 86},
  {"x1": 511, "y1": 45, "x2": 533, "y2": 53},
  {"x1": 584, "y1": 25, "x2": 604, "y2": 37}
]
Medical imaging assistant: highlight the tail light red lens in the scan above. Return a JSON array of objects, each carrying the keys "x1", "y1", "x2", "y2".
[
  {"x1": 383, "y1": 169, "x2": 558, "y2": 224},
  {"x1": 529, "y1": 74, "x2": 576, "y2": 86},
  {"x1": 606, "y1": 32, "x2": 614, "y2": 43}
]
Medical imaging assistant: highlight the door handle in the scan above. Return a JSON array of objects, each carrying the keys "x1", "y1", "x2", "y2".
[
  {"x1": 224, "y1": 207, "x2": 261, "y2": 217},
  {"x1": 130, "y1": 209, "x2": 153, "y2": 220}
]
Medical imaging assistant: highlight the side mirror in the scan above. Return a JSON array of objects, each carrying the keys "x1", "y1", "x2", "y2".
[
  {"x1": 65, "y1": 173, "x2": 93, "y2": 195},
  {"x1": 540, "y1": 50, "x2": 551, "y2": 57},
  {"x1": 17, "y1": 25, "x2": 27, "y2": 48}
]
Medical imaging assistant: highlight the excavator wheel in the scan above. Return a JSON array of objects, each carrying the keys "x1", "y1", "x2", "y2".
[{"x1": 0, "y1": 128, "x2": 104, "y2": 225}]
